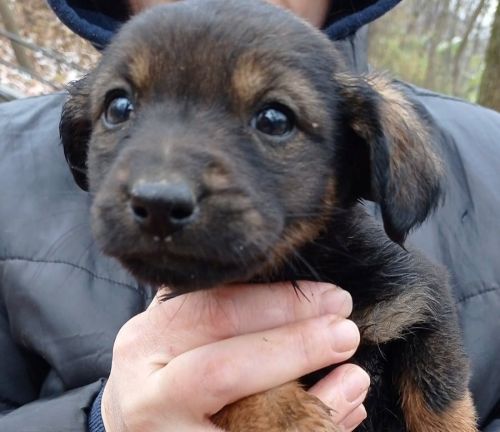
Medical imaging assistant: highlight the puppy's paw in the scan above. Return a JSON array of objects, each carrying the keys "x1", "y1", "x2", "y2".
[{"x1": 212, "y1": 382, "x2": 340, "y2": 432}]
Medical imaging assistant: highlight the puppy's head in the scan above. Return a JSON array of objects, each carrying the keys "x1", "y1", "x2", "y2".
[{"x1": 61, "y1": 0, "x2": 442, "y2": 291}]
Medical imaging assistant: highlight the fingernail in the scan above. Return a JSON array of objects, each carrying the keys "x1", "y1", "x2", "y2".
[
  {"x1": 330, "y1": 319, "x2": 359, "y2": 353},
  {"x1": 321, "y1": 288, "x2": 352, "y2": 316},
  {"x1": 342, "y1": 367, "x2": 370, "y2": 402}
]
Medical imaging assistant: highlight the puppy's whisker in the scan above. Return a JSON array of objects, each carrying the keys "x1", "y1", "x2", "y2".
[
  {"x1": 291, "y1": 280, "x2": 311, "y2": 302},
  {"x1": 56, "y1": 237, "x2": 99, "y2": 289},
  {"x1": 40, "y1": 223, "x2": 89, "y2": 260},
  {"x1": 28, "y1": 226, "x2": 95, "y2": 288},
  {"x1": 284, "y1": 212, "x2": 324, "y2": 218},
  {"x1": 291, "y1": 250, "x2": 323, "y2": 283}
]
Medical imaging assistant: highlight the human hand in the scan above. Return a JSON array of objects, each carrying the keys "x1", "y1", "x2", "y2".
[{"x1": 101, "y1": 282, "x2": 369, "y2": 431}]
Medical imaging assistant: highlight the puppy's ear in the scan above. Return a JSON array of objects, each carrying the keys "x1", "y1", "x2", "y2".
[
  {"x1": 337, "y1": 75, "x2": 443, "y2": 244},
  {"x1": 60, "y1": 77, "x2": 92, "y2": 191}
]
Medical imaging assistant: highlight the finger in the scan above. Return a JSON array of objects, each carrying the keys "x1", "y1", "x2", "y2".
[
  {"x1": 340, "y1": 404, "x2": 368, "y2": 432},
  {"x1": 159, "y1": 316, "x2": 360, "y2": 418},
  {"x1": 139, "y1": 281, "x2": 352, "y2": 361},
  {"x1": 308, "y1": 364, "x2": 370, "y2": 424}
]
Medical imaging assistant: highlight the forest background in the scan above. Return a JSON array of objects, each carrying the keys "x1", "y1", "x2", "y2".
[{"x1": 0, "y1": 0, "x2": 499, "y2": 111}]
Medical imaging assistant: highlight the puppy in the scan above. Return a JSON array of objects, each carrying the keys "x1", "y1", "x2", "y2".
[{"x1": 60, "y1": 1, "x2": 477, "y2": 431}]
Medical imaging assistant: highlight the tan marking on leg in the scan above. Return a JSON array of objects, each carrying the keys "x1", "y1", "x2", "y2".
[
  {"x1": 212, "y1": 381, "x2": 339, "y2": 432},
  {"x1": 400, "y1": 378, "x2": 477, "y2": 432}
]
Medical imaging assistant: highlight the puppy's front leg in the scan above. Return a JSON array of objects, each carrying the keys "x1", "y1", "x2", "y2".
[
  {"x1": 212, "y1": 381, "x2": 339, "y2": 431},
  {"x1": 396, "y1": 324, "x2": 478, "y2": 432}
]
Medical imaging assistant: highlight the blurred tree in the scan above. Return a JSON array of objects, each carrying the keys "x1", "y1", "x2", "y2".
[
  {"x1": 478, "y1": 0, "x2": 500, "y2": 110},
  {"x1": 0, "y1": 0, "x2": 33, "y2": 71},
  {"x1": 452, "y1": 0, "x2": 488, "y2": 95},
  {"x1": 368, "y1": 0, "x2": 497, "y2": 102},
  {"x1": 424, "y1": 0, "x2": 451, "y2": 89}
]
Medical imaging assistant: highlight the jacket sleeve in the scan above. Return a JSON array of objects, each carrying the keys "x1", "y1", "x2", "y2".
[
  {"x1": 88, "y1": 386, "x2": 106, "y2": 432},
  {"x1": 0, "y1": 302, "x2": 104, "y2": 432},
  {"x1": 0, "y1": 384, "x2": 103, "y2": 432},
  {"x1": 0, "y1": 95, "x2": 146, "y2": 432},
  {"x1": 484, "y1": 419, "x2": 500, "y2": 432}
]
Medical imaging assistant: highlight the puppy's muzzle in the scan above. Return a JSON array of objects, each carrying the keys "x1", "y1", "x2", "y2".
[{"x1": 130, "y1": 181, "x2": 198, "y2": 238}]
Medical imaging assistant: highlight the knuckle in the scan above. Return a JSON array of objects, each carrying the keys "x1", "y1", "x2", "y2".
[
  {"x1": 293, "y1": 318, "x2": 328, "y2": 366},
  {"x1": 121, "y1": 401, "x2": 154, "y2": 431},
  {"x1": 293, "y1": 316, "x2": 355, "y2": 366},
  {"x1": 118, "y1": 384, "x2": 166, "y2": 429},
  {"x1": 112, "y1": 316, "x2": 143, "y2": 359},
  {"x1": 198, "y1": 353, "x2": 239, "y2": 401},
  {"x1": 120, "y1": 398, "x2": 140, "y2": 422}
]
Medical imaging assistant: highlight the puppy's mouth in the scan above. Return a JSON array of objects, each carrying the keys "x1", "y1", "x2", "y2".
[{"x1": 118, "y1": 248, "x2": 268, "y2": 292}]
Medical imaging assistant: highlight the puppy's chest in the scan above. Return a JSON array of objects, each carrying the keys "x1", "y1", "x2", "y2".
[
  {"x1": 263, "y1": 205, "x2": 436, "y2": 345},
  {"x1": 268, "y1": 243, "x2": 420, "y2": 346}
]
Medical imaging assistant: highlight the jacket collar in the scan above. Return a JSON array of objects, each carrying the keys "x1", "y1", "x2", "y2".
[
  {"x1": 335, "y1": 26, "x2": 370, "y2": 73},
  {"x1": 325, "y1": 0, "x2": 400, "y2": 40}
]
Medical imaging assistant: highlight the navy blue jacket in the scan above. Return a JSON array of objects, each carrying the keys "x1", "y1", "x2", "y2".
[{"x1": 0, "y1": 1, "x2": 499, "y2": 431}]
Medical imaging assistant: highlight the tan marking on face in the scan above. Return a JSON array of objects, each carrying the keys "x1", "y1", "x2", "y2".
[
  {"x1": 128, "y1": 46, "x2": 154, "y2": 93},
  {"x1": 244, "y1": 209, "x2": 265, "y2": 229},
  {"x1": 203, "y1": 162, "x2": 231, "y2": 190},
  {"x1": 231, "y1": 52, "x2": 327, "y2": 130},
  {"x1": 231, "y1": 54, "x2": 268, "y2": 107},
  {"x1": 400, "y1": 379, "x2": 477, "y2": 432},
  {"x1": 115, "y1": 166, "x2": 130, "y2": 185},
  {"x1": 260, "y1": 176, "x2": 337, "y2": 274}
]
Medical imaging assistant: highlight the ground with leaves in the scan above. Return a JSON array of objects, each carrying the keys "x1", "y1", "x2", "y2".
[{"x1": 0, "y1": 0, "x2": 98, "y2": 96}]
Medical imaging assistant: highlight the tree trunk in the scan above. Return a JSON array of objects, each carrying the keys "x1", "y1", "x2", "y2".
[
  {"x1": 478, "y1": 1, "x2": 500, "y2": 111},
  {"x1": 452, "y1": 0, "x2": 488, "y2": 95},
  {"x1": 0, "y1": 0, "x2": 33, "y2": 72},
  {"x1": 424, "y1": 1, "x2": 451, "y2": 90}
]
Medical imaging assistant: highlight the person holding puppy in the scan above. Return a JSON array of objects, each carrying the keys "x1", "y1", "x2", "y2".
[{"x1": 0, "y1": 1, "x2": 498, "y2": 432}]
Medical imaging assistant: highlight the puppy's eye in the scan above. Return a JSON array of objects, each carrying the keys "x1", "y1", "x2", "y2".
[
  {"x1": 251, "y1": 104, "x2": 295, "y2": 137},
  {"x1": 103, "y1": 94, "x2": 134, "y2": 127}
]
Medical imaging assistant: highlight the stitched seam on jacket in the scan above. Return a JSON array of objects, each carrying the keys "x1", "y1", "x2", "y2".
[
  {"x1": 457, "y1": 286, "x2": 500, "y2": 304},
  {"x1": 0, "y1": 256, "x2": 139, "y2": 292},
  {"x1": 2, "y1": 257, "x2": 496, "y2": 303}
]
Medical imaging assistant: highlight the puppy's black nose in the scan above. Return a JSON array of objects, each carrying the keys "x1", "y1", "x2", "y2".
[{"x1": 130, "y1": 181, "x2": 197, "y2": 236}]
